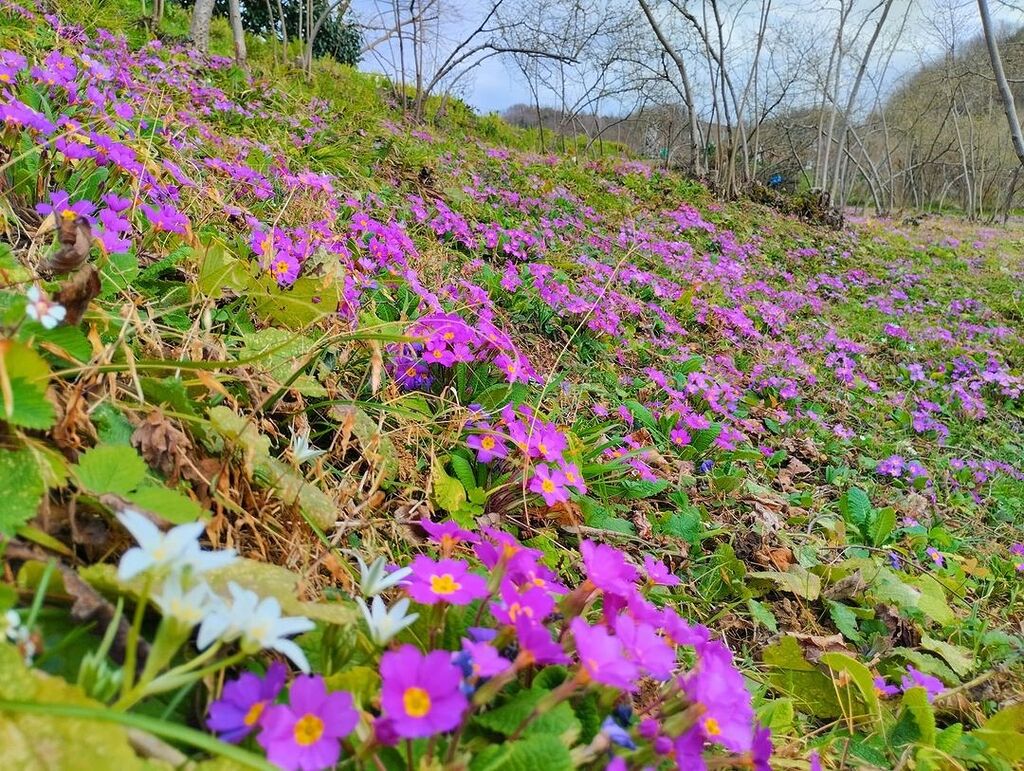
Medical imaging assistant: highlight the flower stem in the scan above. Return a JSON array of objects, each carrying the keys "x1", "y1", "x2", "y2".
[{"x1": 120, "y1": 576, "x2": 152, "y2": 698}]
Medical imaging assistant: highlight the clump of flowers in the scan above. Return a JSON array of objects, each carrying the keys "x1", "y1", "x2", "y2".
[
  {"x1": 461, "y1": 403, "x2": 587, "y2": 509},
  {"x1": 389, "y1": 312, "x2": 537, "y2": 389}
]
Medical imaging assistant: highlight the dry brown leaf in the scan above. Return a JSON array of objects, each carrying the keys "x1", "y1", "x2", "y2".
[
  {"x1": 40, "y1": 215, "x2": 93, "y2": 276},
  {"x1": 54, "y1": 263, "x2": 100, "y2": 325},
  {"x1": 792, "y1": 631, "x2": 851, "y2": 662},
  {"x1": 777, "y1": 457, "x2": 812, "y2": 491},
  {"x1": 131, "y1": 409, "x2": 192, "y2": 480}
]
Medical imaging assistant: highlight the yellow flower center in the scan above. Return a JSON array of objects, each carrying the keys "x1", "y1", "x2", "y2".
[
  {"x1": 432, "y1": 349, "x2": 443, "y2": 359},
  {"x1": 293, "y1": 714, "x2": 325, "y2": 746},
  {"x1": 243, "y1": 700, "x2": 266, "y2": 727},
  {"x1": 403, "y1": 686, "x2": 431, "y2": 718},
  {"x1": 508, "y1": 603, "x2": 532, "y2": 622},
  {"x1": 440, "y1": 534, "x2": 455, "y2": 550},
  {"x1": 405, "y1": 366, "x2": 417, "y2": 378},
  {"x1": 481, "y1": 436, "x2": 495, "y2": 450},
  {"x1": 704, "y1": 717, "x2": 721, "y2": 736},
  {"x1": 541, "y1": 479, "x2": 555, "y2": 493},
  {"x1": 565, "y1": 472, "x2": 577, "y2": 483},
  {"x1": 430, "y1": 573, "x2": 461, "y2": 595},
  {"x1": 61, "y1": 209, "x2": 76, "y2": 220},
  {"x1": 273, "y1": 260, "x2": 290, "y2": 276},
  {"x1": 443, "y1": 331, "x2": 454, "y2": 340},
  {"x1": 0, "y1": 74, "x2": 9, "y2": 82},
  {"x1": 538, "y1": 442, "x2": 548, "y2": 455}
]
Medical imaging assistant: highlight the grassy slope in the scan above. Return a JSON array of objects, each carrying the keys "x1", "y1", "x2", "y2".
[{"x1": 1, "y1": 0, "x2": 1024, "y2": 768}]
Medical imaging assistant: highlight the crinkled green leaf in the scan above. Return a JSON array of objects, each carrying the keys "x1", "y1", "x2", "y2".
[
  {"x1": 431, "y1": 457, "x2": 466, "y2": 514},
  {"x1": 920, "y1": 635, "x2": 973, "y2": 677},
  {"x1": 0, "y1": 643, "x2": 147, "y2": 769},
  {"x1": 820, "y1": 652, "x2": 881, "y2": 724},
  {"x1": 2, "y1": 377, "x2": 55, "y2": 429},
  {"x1": 0, "y1": 449, "x2": 45, "y2": 536},
  {"x1": 469, "y1": 733, "x2": 573, "y2": 771},
  {"x1": 74, "y1": 445, "x2": 148, "y2": 495}
]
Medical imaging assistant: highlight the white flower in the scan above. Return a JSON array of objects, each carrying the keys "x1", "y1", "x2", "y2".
[
  {"x1": 357, "y1": 596, "x2": 419, "y2": 646},
  {"x1": 25, "y1": 285, "x2": 66, "y2": 329},
  {"x1": 2, "y1": 609, "x2": 22, "y2": 642},
  {"x1": 198, "y1": 582, "x2": 314, "y2": 672},
  {"x1": 151, "y1": 574, "x2": 212, "y2": 629},
  {"x1": 116, "y1": 510, "x2": 235, "y2": 582},
  {"x1": 289, "y1": 426, "x2": 327, "y2": 465},
  {"x1": 356, "y1": 554, "x2": 411, "y2": 597}
]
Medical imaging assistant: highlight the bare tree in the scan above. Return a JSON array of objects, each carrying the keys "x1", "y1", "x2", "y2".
[{"x1": 977, "y1": 0, "x2": 1024, "y2": 166}]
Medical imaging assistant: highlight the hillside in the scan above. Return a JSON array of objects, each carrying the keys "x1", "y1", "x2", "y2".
[{"x1": 1, "y1": 1, "x2": 1023, "y2": 770}]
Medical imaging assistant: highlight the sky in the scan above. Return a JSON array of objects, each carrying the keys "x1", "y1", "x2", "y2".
[{"x1": 352, "y1": 0, "x2": 1024, "y2": 118}]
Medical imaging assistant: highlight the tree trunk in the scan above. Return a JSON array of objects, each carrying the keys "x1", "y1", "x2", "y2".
[
  {"x1": 977, "y1": 0, "x2": 1024, "y2": 168},
  {"x1": 637, "y1": 0, "x2": 704, "y2": 176},
  {"x1": 228, "y1": 0, "x2": 247, "y2": 64},
  {"x1": 190, "y1": 0, "x2": 216, "y2": 55}
]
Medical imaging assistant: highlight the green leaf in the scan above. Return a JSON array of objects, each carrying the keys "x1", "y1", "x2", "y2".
[
  {"x1": 329, "y1": 405, "x2": 398, "y2": 483},
  {"x1": 620, "y1": 478, "x2": 668, "y2": 499},
  {"x1": 240, "y1": 328, "x2": 325, "y2": 397},
  {"x1": 196, "y1": 240, "x2": 253, "y2": 298},
  {"x1": 99, "y1": 250, "x2": 139, "y2": 298},
  {"x1": 659, "y1": 509, "x2": 702, "y2": 544},
  {"x1": 203, "y1": 559, "x2": 356, "y2": 627},
  {"x1": 126, "y1": 485, "x2": 206, "y2": 525},
  {"x1": 469, "y1": 734, "x2": 573, "y2": 771},
  {"x1": 870, "y1": 505, "x2": 896, "y2": 546},
  {"x1": 763, "y1": 636, "x2": 841, "y2": 718},
  {"x1": 0, "y1": 449, "x2": 45, "y2": 536},
  {"x1": 898, "y1": 686, "x2": 937, "y2": 747},
  {"x1": 820, "y1": 652, "x2": 881, "y2": 724},
  {"x1": 74, "y1": 445, "x2": 147, "y2": 495},
  {"x1": 2, "y1": 377, "x2": 55, "y2": 429},
  {"x1": 624, "y1": 399, "x2": 657, "y2": 431},
  {"x1": 920, "y1": 635, "x2": 973, "y2": 678},
  {"x1": 749, "y1": 564, "x2": 821, "y2": 600},
  {"x1": 827, "y1": 600, "x2": 862, "y2": 642},
  {"x1": 32, "y1": 324, "x2": 91, "y2": 362},
  {"x1": 840, "y1": 487, "x2": 872, "y2": 539},
  {"x1": 431, "y1": 458, "x2": 467, "y2": 514},
  {"x1": 911, "y1": 577, "x2": 955, "y2": 626},
  {"x1": 756, "y1": 698, "x2": 794, "y2": 733},
  {"x1": 747, "y1": 598, "x2": 778, "y2": 632},
  {"x1": 0, "y1": 643, "x2": 149, "y2": 769},
  {"x1": 450, "y1": 453, "x2": 477, "y2": 492},
  {"x1": 975, "y1": 703, "x2": 1024, "y2": 761},
  {"x1": 935, "y1": 723, "x2": 964, "y2": 754},
  {"x1": 324, "y1": 666, "x2": 380, "y2": 708}
]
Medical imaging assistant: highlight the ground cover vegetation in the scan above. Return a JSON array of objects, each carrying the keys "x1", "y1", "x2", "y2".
[{"x1": 0, "y1": 1, "x2": 1023, "y2": 769}]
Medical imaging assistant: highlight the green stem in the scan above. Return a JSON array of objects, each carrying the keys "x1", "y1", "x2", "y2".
[
  {"x1": 0, "y1": 699, "x2": 274, "y2": 769},
  {"x1": 120, "y1": 576, "x2": 152, "y2": 697}
]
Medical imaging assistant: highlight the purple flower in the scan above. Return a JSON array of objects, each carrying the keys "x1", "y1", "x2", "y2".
[
  {"x1": 570, "y1": 617, "x2": 639, "y2": 690},
  {"x1": 491, "y1": 580, "x2": 554, "y2": 626},
  {"x1": 256, "y1": 675, "x2": 357, "y2": 771},
  {"x1": 36, "y1": 190, "x2": 94, "y2": 222},
  {"x1": 207, "y1": 663, "x2": 287, "y2": 743},
  {"x1": 527, "y1": 424, "x2": 566, "y2": 462},
  {"x1": 419, "y1": 519, "x2": 478, "y2": 550},
  {"x1": 380, "y1": 645, "x2": 468, "y2": 738},
  {"x1": 559, "y1": 462, "x2": 587, "y2": 494},
  {"x1": 670, "y1": 425, "x2": 692, "y2": 447},
  {"x1": 674, "y1": 727, "x2": 707, "y2": 771},
  {"x1": 873, "y1": 676, "x2": 899, "y2": 698},
  {"x1": 405, "y1": 556, "x2": 489, "y2": 606},
  {"x1": 580, "y1": 540, "x2": 638, "y2": 596},
  {"x1": 751, "y1": 724, "x2": 772, "y2": 771},
  {"x1": 926, "y1": 547, "x2": 944, "y2": 568},
  {"x1": 614, "y1": 614, "x2": 675, "y2": 679},
  {"x1": 460, "y1": 638, "x2": 511, "y2": 678},
  {"x1": 683, "y1": 640, "x2": 755, "y2": 753},
  {"x1": 643, "y1": 555, "x2": 680, "y2": 586},
  {"x1": 514, "y1": 615, "x2": 568, "y2": 666},
  {"x1": 901, "y1": 666, "x2": 944, "y2": 702},
  {"x1": 809, "y1": 750, "x2": 822, "y2": 771},
  {"x1": 528, "y1": 463, "x2": 569, "y2": 506},
  {"x1": 141, "y1": 203, "x2": 188, "y2": 235},
  {"x1": 466, "y1": 429, "x2": 509, "y2": 463}
]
